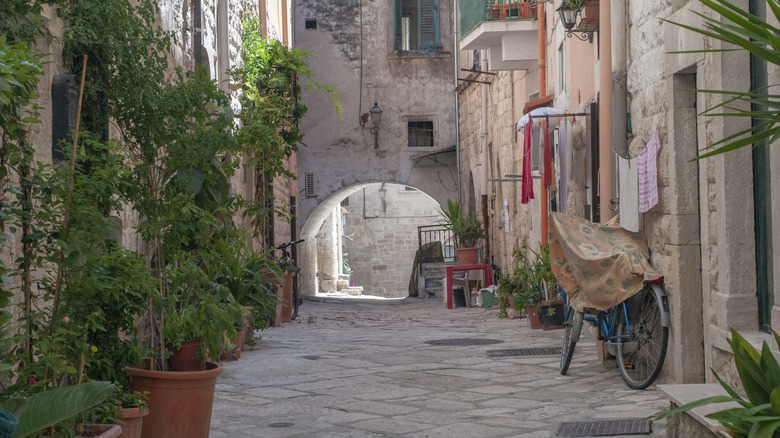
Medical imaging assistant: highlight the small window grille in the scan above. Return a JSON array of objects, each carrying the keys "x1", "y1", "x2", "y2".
[
  {"x1": 305, "y1": 19, "x2": 317, "y2": 29},
  {"x1": 408, "y1": 121, "x2": 434, "y2": 147},
  {"x1": 304, "y1": 172, "x2": 316, "y2": 197}
]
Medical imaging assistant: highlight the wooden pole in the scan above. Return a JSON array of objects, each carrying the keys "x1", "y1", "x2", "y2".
[{"x1": 51, "y1": 55, "x2": 87, "y2": 325}]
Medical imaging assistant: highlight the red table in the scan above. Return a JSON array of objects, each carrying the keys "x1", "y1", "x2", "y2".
[{"x1": 446, "y1": 264, "x2": 494, "y2": 309}]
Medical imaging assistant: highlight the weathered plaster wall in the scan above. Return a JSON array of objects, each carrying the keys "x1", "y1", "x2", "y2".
[
  {"x1": 342, "y1": 184, "x2": 442, "y2": 298},
  {"x1": 295, "y1": 0, "x2": 458, "y2": 238}
]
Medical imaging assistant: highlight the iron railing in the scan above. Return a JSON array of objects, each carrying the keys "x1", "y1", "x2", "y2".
[
  {"x1": 418, "y1": 225, "x2": 455, "y2": 262},
  {"x1": 460, "y1": 0, "x2": 538, "y2": 37}
]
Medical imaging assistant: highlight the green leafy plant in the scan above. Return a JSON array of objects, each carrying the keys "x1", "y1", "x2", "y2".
[
  {"x1": 564, "y1": 0, "x2": 587, "y2": 9},
  {"x1": 437, "y1": 199, "x2": 485, "y2": 248},
  {"x1": 666, "y1": 0, "x2": 780, "y2": 158},
  {"x1": 658, "y1": 329, "x2": 780, "y2": 437},
  {"x1": 496, "y1": 242, "x2": 557, "y2": 318},
  {"x1": 84, "y1": 385, "x2": 147, "y2": 425},
  {"x1": 0, "y1": 381, "x2": 114, "y2": 438},
  {"x1": 231, "y1": 19, "x2": 341, "y2": 246}
]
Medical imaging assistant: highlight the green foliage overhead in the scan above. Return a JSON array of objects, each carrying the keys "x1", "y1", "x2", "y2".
[{"x1": 667, "y1": 0, "x2": 780, "y2": 158}]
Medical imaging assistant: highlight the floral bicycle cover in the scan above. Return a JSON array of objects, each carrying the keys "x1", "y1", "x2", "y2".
[{"x1": 548, "y1": 212, "x2": 662, "y2": 312}]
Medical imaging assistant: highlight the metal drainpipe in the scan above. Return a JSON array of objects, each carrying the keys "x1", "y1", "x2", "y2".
[
  {"x1": 611, "y1": 0, "x2": 628, "y2": 215},
  {"x1": 454, "y1": 1, "x2": 462, "y2": 203},
  {"x1": 193, "y1": 0, "x2": 202, "y2": 67},
  {"x1": 598, "y1": 0, "x2": 614, "y2": 223}
]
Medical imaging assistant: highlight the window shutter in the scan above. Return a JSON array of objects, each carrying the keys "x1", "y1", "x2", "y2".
[
  {"x1": 419, "y1": 0, "x2": 439, "y2": 52},
  {"x1": 394, "y1": 0, "x2": 403, "y2": 50}
]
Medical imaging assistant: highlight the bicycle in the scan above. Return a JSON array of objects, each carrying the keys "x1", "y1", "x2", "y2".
[
  {"x1": 559, "y1": 280, "x2": 670, "y2": 390},
  {"x1": 275, "y1": 239, "x2": 305, "y2": 320}
]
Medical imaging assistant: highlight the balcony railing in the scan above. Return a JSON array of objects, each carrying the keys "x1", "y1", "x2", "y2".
[{"x1": 460, "y1": 0, "x2": 538, "y2": 38}]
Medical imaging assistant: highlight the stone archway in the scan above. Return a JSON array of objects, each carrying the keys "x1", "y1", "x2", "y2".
[{"x1": 298, "y1": 182, "x2": 445, "y2": 299}]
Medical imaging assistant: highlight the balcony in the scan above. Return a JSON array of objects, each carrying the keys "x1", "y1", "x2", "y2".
[{"x1": 459, "y1": 0, "x2": 539, "y2": 71}]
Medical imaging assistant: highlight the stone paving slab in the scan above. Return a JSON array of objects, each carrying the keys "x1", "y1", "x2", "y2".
[{"x1": 210, "y1": 298, "x2": 670, "y2": 437}]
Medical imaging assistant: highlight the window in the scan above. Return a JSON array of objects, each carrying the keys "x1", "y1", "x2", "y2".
[
  {"x1": 305, "y1": 19, "x2": 317, "y2": 29},
  {"x1": 394, "y1": 0, "x2": 440, "y2": 53},
  {"x1": 408, "y1": 121, "x2": 434, "y2": 147}
]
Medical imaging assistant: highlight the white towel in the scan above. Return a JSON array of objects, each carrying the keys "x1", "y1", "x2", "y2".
[{"x1": 618, "y1": 156, "x2": 640, "y2": 232}]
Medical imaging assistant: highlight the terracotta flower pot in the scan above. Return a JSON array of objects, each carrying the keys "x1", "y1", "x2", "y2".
[
  {"x1": 125, "y1": 361, "x2": 222, "y2": 438},
  {"x1": 116, "y1": 407, "x2": 148, "y2": 438},
  {"x1": 526, "y1": 303, "x2": 543, "y2": 329},
  {"x1": 455, "y1": 247, "x2": 479, "y2": 265},
  {"x1": 167, "y1": 339, "x2": 205, "y2": 371},
  {"x1": 581, "y1": 1, "x2": 599, "y2": 23}
]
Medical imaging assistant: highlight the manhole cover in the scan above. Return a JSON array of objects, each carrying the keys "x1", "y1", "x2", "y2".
[
  {"x1": 487, "y1": 347, "x2": 561, "y2": 357},
  {"x1": 556, "y1": 420, "x2": 652, "y2": 437},
  {"x1": 425, "y1": 338, "x2": 504, "y2": 346},
  {"x1": 269, "y1": 423, "x2": 295, "y2": 428}
]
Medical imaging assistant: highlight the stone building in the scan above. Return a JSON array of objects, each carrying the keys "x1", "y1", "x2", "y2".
[
  {"x1": 454, "y1": 0, "x2": 780, "y2": 397},
  {"x1": 294, "y1": 0, "x2": 460, "y2": 295}
]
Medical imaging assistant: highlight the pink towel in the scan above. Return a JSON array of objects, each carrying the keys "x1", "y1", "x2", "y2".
[
  {"x1": 638, "y1": 131, "x2": 661, "y2": 213},
  {"x1": 543, "y1": 118, "x2": 552, "y2": 187},
  {"x1": 521, "y1": 120, "x2": 534, "y2": 204}
]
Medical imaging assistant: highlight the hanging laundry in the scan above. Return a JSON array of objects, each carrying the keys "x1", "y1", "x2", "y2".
[
  {"x1": 521, "y1": 120, "x2": 534, "y2": 204},
  {"x1": 558, "y1": 120, "x2": 568, "y2": 213},
  {"x1": 543, "y1": 118, "x2": 552, "y2": 187},
  {"x1": 618, "y1": 155, "x2": 640, "y2": 232},
  {"x1": 638, "y1": 130, "x2": 661, "y2": 213}
]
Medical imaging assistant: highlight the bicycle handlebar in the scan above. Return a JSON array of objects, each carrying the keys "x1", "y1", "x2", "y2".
[{"x1": 276, "y1": 239, "x2": 305, "y2": 250}]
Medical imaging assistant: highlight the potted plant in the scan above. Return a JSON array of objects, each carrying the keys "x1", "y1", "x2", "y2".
[
  {"x1": 524, "y1": 244, "x2": 563, "y2": 329},
  {"x1": 85, "y1": 386, "x2": 148, "y2": 438},
  {"x1": 564, "y1": 0, "x2": 598, "y2": 24},
  {"x1": 438, "y1": 199, "x2": 485, "y2": 265}
]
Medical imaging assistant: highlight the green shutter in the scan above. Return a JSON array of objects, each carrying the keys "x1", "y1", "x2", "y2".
[
  {"x1": 419, "y1": 0, "x2": 439, "y2": 52},
  {"x1": 394, "y1": 0, "x2": 403, "y2": 50}
]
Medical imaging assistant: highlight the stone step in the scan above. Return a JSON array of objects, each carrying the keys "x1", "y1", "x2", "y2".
[
  {"x1": 341, "y1": 286, "x2": 363, "y2": 296},
  {"x1": 425, "y1": 278, "x2": 443, "y2": 288}
]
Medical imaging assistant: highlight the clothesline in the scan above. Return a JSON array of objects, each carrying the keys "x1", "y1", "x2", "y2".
[{"x1": 527, "y1": 112, "x2": 587, "y2": 122}]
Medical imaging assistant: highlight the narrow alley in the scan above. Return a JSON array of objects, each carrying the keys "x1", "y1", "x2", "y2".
[{"x1": 210, "y1": 299, "x2": 668, "y2": 437}]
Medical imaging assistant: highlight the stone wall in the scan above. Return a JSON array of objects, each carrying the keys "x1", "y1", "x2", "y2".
[
  {"x1": 294, "y1": 0, "x2": 458, "y2": 235},
  {"x1": 343, "y1": 184, "x2": 443, "y2": 298},
  {"x1": 627, "y1": 0, "x2": 760, "y2": 384}
]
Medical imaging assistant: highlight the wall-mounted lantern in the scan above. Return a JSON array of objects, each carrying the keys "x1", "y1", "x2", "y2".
[
  {"x1": 556, "y1": 2, "x2": 596, "y2": 42},
  {"x1": 360, "y1": 102, "x2": 383, "y2": 148}
]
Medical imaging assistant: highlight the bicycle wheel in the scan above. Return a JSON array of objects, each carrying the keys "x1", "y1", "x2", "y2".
[
  {"x1": 616, "y1": 287, "x2": 668, "y2": 389},
  {"x1": 560, "y1": 309, "x2": 583, "y2": 375},
  {"x1": 291, "y1": 274, "x2": 300, "y2": 320}
]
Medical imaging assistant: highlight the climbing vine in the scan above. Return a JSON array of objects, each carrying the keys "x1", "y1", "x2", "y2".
[{"x1": 231, "y1": 19, "x2": 341, "y2": 244}]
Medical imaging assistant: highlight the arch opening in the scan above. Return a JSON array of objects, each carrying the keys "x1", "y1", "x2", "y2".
[{"x1": 298, "y1": 182, "x2": 448, "y2": 300}]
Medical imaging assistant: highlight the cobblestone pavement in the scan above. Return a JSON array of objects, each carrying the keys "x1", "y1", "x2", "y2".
[{"x1": 210, "y1": 298, "x2": 670, "y2": 437}]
